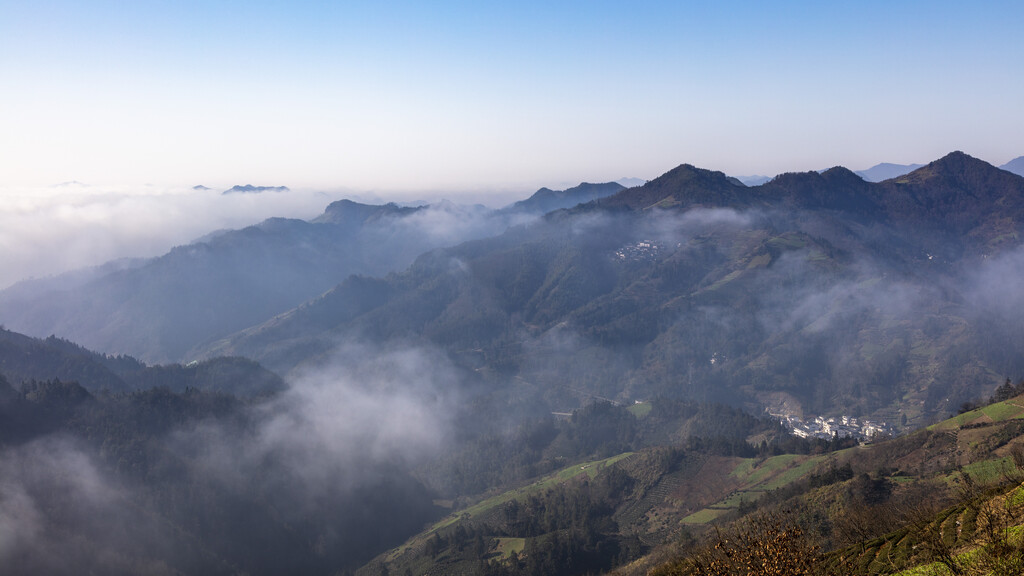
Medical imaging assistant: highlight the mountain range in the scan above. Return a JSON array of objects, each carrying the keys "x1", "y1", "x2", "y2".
[
  {"x1": 222, "y1": 184, "x2": 290, "y2": 194},
  {"x1": 5, "y1": 152, "x2": 1024, "y2": 427},
  {"x1": 0, "y1": 182, "x2": 622, "y2": 363},
  {"x1": 5, "y1": 151, "x2": 1024, "y2": 575},
  {"x1": 738, "y1": 155, "x2": 1023, "y2": 187},
  {"x1": 190, "y1": 152, "x2": 1024, "y2": 428},
  {"x1": 854, "y1": 162, "x2": 925, "y2": 182}
]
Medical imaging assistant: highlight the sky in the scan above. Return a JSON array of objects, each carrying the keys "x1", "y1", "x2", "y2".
[
  {"x1": 0, "y1": 1, "x2": 1022, "y2": 287},
  {"x1": 2, "y1": 0, "x2": 1022, "y2": 192}
]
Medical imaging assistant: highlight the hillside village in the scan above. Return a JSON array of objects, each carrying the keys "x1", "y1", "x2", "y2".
[{"x1": 774, "y1": 412, "x2": 895, "y2": 441}]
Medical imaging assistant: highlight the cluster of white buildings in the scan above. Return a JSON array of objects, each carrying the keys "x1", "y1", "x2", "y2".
[
  {"x1": 775, "y1": 413, "x2": 894, "y2": 441},
  {"x1": 614, "y1": 240, "x2": 662, "y2": 262}
]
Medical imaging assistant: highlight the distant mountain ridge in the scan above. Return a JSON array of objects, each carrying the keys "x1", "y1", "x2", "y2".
[
  {"x1": 597, "y1": 164, "x2": 750, "y2": 210},
  {"x1": 855, "y1": 162, "x2": 924, "y2": 182},
  {"x1": 0, "y1": 327, "x2": 283, "y2": 395},
  {"x1": 1001, "y1": 156, "x2": 1024, "y2": 177},
  {"x1": 735, "y1": 174, "x2": 771, "y2": 186},
  {"x1": 501, "y1": 181, "x2": 625, "y2": 214},
  {"x1": 223, "y1": 184, "x2": 290, "y2": 194},
  {"x1": 6, "y1": 152, "x2": 1024, "y2": 426},
  {"x1": 0, "y1": 185, "x2": 606, "y2": 362},
  {"x1": 0, "y1": 199, "x2": 445, "y2": 361}
]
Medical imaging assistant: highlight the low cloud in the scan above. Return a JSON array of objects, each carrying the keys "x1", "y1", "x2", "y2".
[
  {"x1": 756, "y1": 252, "x2": 930, "y2": 335},
  {"x1": 0, "y1": 184, "x2": 346, "y2": 289},
  {"x1": 0, "y1": 343, "x2": 460, "y2": 574},
  {"x1": 173, "y1": 343, "x2": 457, "y2": 512},
  {"x1": 0, "y1": 436, "x2": 171, "y2": 575}
]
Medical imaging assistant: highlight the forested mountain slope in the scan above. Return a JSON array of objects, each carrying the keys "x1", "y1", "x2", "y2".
[
  {"x1": 0, "y1": 327, "x2": 282, "y2": 395},
  {"x1": 0, "y1": 182, "x2": 624, "y2": 364},
  {"x1": 201, "y1": 152, "x2": 1024, "y2": 427}
]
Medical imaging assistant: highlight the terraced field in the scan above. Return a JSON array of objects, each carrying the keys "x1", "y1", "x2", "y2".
[
  {"x1": 841, "y1": 505, "x2": 988, "y2": 574},
  {"x1": 929, "y1": 397, "x2": 1024, "y2": 431},
  {"x1": 680, "y1": 453, "x2": 827, "y2": 525},
  {"x1": 832, "y1": 480, "x2": 1024, "y2": 575},
  {"x1": 373, "y1": 396, "x2": 1024, "y2": 576}
]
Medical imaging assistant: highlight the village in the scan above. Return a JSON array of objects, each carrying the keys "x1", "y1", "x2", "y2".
[
  {"x1": 614, "y1": 240, "x2": 664, "y2": 262},
  {"x1": 773, "y1": 412, "x2": 895, "y2": 442}
]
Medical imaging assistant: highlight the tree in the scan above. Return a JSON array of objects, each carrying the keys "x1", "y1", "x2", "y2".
[{"x1": 650, "y1": 511, "x2": 846, "y2": 576}]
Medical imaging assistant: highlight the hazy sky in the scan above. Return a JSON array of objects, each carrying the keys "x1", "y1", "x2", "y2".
[{"x1": 2, "y1": 0, "x2": 1022, "y2": 193}]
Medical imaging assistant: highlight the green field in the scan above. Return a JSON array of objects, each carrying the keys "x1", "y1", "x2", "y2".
[
  {"x1": 627, "y1": 402, "x2": 652, "y2": 418},
  {"x1": 730, "y1": 454, "x2": 803, "y2": 485},
  {"x1": 981, "y1": 401, "x2": 1024, "y2": 421},
  {"x1": 493, "y1": 538, "x2": 525, "y2": 558},
  {"x1": 681, "y1": 508, "x2": 730, "y2": 525},
  {"x1": 766, "y1": 234, "x2": 807, "y2": 249},
  {"x1": 953, "y1": 457, "x2": 1016, "y2": 485},
  {"x1": 427, "y1": 452, "x2": 634, "y2": 533},
  {"x1": 675, "y1": 454, "x2": 824, "y2": 522},
  {"x1": 760, "y1": 457, "x2": 824, "y2": 490}
]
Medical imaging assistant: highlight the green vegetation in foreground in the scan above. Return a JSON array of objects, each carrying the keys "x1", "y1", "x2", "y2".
[
  {"x1": 929, "y1": 396, "x2": 1024, "y2": 431},
  {"x1": 982, "y1": 401, "x2": 1024, "y2": 421},
  {"x1": 890, "y1": 524, "x2": 1024, "y2": 575}
]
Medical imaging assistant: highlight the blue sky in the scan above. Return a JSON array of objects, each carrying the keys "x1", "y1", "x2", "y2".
[{"x1": 2, "y1": 0, "x2": 1022, "y2": 192}]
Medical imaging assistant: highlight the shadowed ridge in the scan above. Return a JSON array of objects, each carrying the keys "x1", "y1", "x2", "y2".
[
  {"x1": 501, "y1": 181, "x2": 625, "y2": 214},
  {"x1": 756, "y1": 166, "x2": 879, "y2": 215},
  {"x1": 596, "y1": 163, "x2": 750, "y2": 211},
  {"x1": 898, "y1": 151, "x2": 1005, "y2": 186},
  {"x1": 311, "y1": 199, "x2": 423, "y2": 226},
  {"x1": 877, "y1": 150, "x2": 1024, "y2": 207},
  {"x1": 871, "y1": 151, "x2": 1024, "y2": 250}
]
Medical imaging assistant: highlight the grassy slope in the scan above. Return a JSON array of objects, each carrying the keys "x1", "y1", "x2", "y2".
[
  {"x1": 373, "y1": 449, "x2": 832, "y2": 574},
  {"x1": 382, "y1": 452, "x2": 635, "y2": 562},
  {"x1": 371, "y1": 394, "x2": 1024, "y2": 575},
  {"x1": 824, "y1": 396, "x2": 1024, "y2": 575},
  {"x1": 626, "y1": 394, "x2": 1024, "y2": 576},
  {"x1": 681, "y1": 454, "x2": 826, "y2": 524}
]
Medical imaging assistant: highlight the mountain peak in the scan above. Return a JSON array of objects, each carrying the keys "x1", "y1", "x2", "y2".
[
  {"x1": 931, "y1": 150, "x2": 983, "y2": 169},
  {"x1": 659, "y1": 163, "x2": 734, "y2": 184},
  {"x1": 820, "y1": 165, "x2": 866, "y2": 185},
  {"x1": 897, "y1": 151, "x2": 1003, "y2": 186},
  {"x1": 502, "y1": 181, "x2": 624, "y2": 214},
  {"x1": 855, "y1": 162, "x2": 924, "y2": 182},
  {"x1": 223, "y1": 184, "x2": 290, "y2": 195},
  {"x1": 598, "y1": 163, "x2": 746, "y2": 210},
  {"x1": 312, "y1": 199, "x2": 420, "y2": 226},
  {"x1": 870, "y1": 151, "x2": 1024, "y2": 244},
  {"x1": 757, "y1": 168, "x2": 877, "y2": 214}
]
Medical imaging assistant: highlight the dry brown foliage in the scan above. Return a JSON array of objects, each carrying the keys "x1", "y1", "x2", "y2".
[{"x1": 649, "y1": 512, "x2": 845, "y2": 576}]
